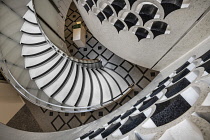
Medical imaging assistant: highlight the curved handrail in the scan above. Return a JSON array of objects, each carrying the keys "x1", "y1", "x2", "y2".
[{"x1": 0, "y1": 53, "x2": 133, "y2": 112}]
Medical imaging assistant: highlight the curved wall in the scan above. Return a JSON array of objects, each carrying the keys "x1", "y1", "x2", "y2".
[
  {"x1": 74, "y1": 0, "x2": 210, "y2": 71},
  {"x1": 33, "y1": 0, "x2": 72, "y2": 54}
]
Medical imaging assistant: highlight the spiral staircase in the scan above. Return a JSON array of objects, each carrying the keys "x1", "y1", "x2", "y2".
[
  {"x1": 0, "y1": 0, "x2": 210, "y2": 140},
  {"x1": 1, "y1": 0, "x2": 133, "y2": 113}
]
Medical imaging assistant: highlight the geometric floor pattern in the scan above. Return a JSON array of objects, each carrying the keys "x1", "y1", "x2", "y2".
[{"x1": 6, "y1": 2, "x2": 158, "y2": 132}]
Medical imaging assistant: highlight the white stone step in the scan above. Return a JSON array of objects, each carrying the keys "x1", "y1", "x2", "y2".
[
  {"x1": 65, "y1": 65, "x2": 83, "y2": 106},
  {"x1": 20, "y1": 33, "x2": 46, "y2": 45},
  {"x1": 98, "y1": 69, "x2": 121, "y2": 98},
  {"x1": 88, "y1": 69, "x2": 101, "y2": 106},
  {"x1": 21, "y1": 21, "x2": 41, "y2": 34},
  {"x1": 35, "y1": 57, "x2": 67, "y2": 89},
  {"x1": 29, "y1": 54, "x2": 63, "y2": 78},
  {"x1": 104, "y1": 68, "x2": 129, "y2": 92},
  {"x1": 24, "y1": 49, "x2": 56, "y2": 68},
  {"x1": 27, "y1": 1, "x2": 34, "y2": 12},
  {"x1": 76, "y1": 68, "x2": 91, "y2": 107},
  {"x1": 23, "y1": 9, "x2": 37, "y2": 24},
  {"x1": 92, "y1": 69, "x2": 112, "y2": 103},
  {"x1": 44, "y1": 60, "x2": 72, "y2": 97},
  {"x1": 35, "y1": 59, "x2": 66, "y2": 88},
  {"x1": 53, "y1": 63, "x2": 77, "y2": 103},
  {"x1": 22, "y1": 43, "x2": 51, "y2": 56}
]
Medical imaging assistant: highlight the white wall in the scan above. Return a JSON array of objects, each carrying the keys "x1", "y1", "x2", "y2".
[
  {"x1": 154, "y1": 9, "x2": 210, "y2": 70},
  {"x1": 74, "y1": 0, "x2": 210, "y2": 71},
  {"x1": 159, "y1": 119, "x2": 203, "y2": 140},
  {"x1": 33, "y1": 0, "x2": 72, "y2": 54}
]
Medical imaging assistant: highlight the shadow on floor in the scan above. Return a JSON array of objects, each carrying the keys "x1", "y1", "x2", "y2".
[{"x1": 7, "y1": 104, "x2": 43, "y2": 132}]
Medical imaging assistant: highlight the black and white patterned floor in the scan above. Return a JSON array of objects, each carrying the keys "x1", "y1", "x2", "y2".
[{"x1": 7, "y1": 2, "x2": 158, "y2": 132}]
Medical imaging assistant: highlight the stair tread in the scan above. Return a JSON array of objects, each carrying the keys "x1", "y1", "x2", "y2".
[
  {"x1": 88, "y1": 69, "x2": 101, "y2": 105},
  {"x1": 44, "y1": 60, "x2": 71, "y2": 97},
  {"x1": 21, "y1": 21, "x2": 41, "y2": 34},
  {"x1": 92, "y1": 69, "x2": 112, "y2": 103},
  {"x1": 27, "y1": 1, "x2": 34, "y2": 12},
  {"x1": 53, "y1": 63, "x2": 77, "y2": 103},
  {"x1": 24, "y1": 49, "x2": 56, "y2": 67},
  {"x1": 104, "y1": 68, "x2": 129, "y2": 92},
  {"x1": 76, "y1": 68, "x2": 91, "y2": 107},
  {"x1": 23, "y1": 9, "x2": 37, "y2": 24},
  {"x1": 29, "y1": 54, "x2": 63, "y2": 78},
  {"x1": 22, "y1": 43, "x2": 51, "y2": 56},
  {"x1": 65, "y1": 66, "x2": 83, "y2": 106},
  {"x1": 98, "y1": 69, "x2": 121, "y2": 98},
  {"x1": 20, "y1": 33, "x2": 46, "y2": 45},
  {"x1": 34, "y1": 57, "x2": 67, "y2": 88}
]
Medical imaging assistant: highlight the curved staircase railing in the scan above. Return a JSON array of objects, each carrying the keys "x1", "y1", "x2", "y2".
[{"x1": 0, "y1": 0, "x2": 133, "y2": 113}]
